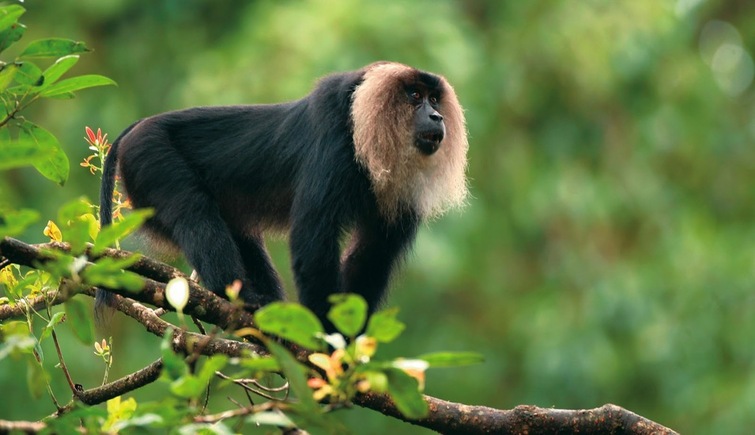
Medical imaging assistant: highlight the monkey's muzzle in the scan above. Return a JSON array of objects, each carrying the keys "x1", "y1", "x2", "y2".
[{"x1": 415, "y1": 129, "x2": 444, "y2": 155}]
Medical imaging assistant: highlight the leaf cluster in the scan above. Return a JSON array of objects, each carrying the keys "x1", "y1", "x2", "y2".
[{"x1": 0, "y1": 4, "x2": 115, "y2": 187}]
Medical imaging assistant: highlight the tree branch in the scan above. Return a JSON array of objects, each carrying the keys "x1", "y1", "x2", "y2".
[
  {"x1": 0, "y1": 237, "x2": 257, "y2": 330},
  {"x1": 353, "y1": 392, "x2": 677, "y2": 434},
  {"x1": 0, "y1": 237, "x2": 679, "y2": 434}
]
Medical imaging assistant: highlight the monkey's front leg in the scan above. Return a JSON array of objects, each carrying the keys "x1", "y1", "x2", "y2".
[{"x1": 341, "y1": 214, "x2": 419, "y2": 315}]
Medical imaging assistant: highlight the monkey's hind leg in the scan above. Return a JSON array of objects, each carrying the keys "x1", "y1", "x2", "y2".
[{"x1": 233, "y1": 234, "x2": 285, "y2": 306}]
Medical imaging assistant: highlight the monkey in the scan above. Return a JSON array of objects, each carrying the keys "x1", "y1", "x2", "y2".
[{"x1": 97, "y1": 61, "x2": 468, "y2": 324}]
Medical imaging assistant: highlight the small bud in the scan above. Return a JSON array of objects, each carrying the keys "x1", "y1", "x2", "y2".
[{"x1": 165, "y1": 277, "x2": 190, "y2": 313}]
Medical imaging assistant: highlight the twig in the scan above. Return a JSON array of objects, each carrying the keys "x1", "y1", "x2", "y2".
[
  {"x1": 0, "y1": 419, "x2": 46, "y2": 433},
  {"x1": 216, "y1": 371, "x2": 288, "y2": 401}
]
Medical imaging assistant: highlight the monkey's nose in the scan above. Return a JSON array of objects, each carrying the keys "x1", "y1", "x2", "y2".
[{"x1": 429, "y1": 111, "x2": 443, "y2": 122}]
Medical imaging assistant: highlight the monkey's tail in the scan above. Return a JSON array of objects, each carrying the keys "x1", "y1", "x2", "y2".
[{"x1": 95, "y1": 120, "x2": 141, "y2": 321}]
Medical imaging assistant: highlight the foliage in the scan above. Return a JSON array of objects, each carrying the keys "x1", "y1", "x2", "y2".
[
  {"x1": 1, "y1": 255, "x2": 480, "y2": 432},
  {"x1": 0, "y1": 3, "x2": 114, "y2": 239}
]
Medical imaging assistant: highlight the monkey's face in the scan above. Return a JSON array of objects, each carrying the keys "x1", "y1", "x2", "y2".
[{"x1": 407, "y1": 86, "x2": 446, "y2": 156}]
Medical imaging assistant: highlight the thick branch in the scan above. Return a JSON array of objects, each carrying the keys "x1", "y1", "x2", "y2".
[
  {"x1": 0, "y1": 237, "x2": 256, "y2": 329},
  {"x1": 77, "y1": 359, "x2": 164, "y2": 405},
  {"x1": 353, "y1": 392, "x2": 677, "y2": 434},
  {"x1": 114, "y1": 294, "x2": 264, "y2": 357}
]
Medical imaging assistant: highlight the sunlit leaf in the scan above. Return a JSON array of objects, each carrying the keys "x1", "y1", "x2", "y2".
[
  {"x1": 65, "y1": 296, "x2": 95, "y2": 345},
  {"x1": 39, "y1": 74, "x2": 116, "y2": 98},
  {"x1": 0, "y1": 62, "x2": 18, "y2": 91},
  {"x1": 41, "y1": 55, "x2": 78, "y2": 86},
  {"x1": 0, "y1": 4, "x2": 24, "y2": 34},
  {"x1": 327, "y1": 293, "x2": 367, "y2": 337},
  {"x1": 19, "y1": 38, "x2": 90, "y2": 58},
  {"x1": 254, "y1": 302, "x2": 325, "y2": 351}
]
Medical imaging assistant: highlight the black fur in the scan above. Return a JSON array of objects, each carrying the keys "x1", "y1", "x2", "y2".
[{"x1": 97, "y1": 68, "x2": 431, "y2": 322}]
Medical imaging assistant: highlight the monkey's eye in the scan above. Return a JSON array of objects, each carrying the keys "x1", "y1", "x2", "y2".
[
  {"x1": 429, "y1": 95, "x2": 438, "y2": 105},
  {"x1": 410, "y1": 91, "x2": 422, "y2": 101}
]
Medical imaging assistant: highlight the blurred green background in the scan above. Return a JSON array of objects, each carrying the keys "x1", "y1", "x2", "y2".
[{"x1": 1, "y1": 0, "x2": 754, "y2": 433}]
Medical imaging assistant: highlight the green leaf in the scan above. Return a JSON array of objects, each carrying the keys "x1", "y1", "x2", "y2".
[
  {"x1": 0, "y1": 62, "x2": 18, "y2": 91},
  {"x1": 254, "y1": 302, "x2": 325, "y2": 351},
  {"x1": 0, "y1": 5, "x2": 24, "y2": 34},
  {"x1": 365, "y1": 307, "x2": 405, "y2": 343},
  {"x1": 19, "y1": 38, "x2": 90, "y2": 59},
  {"x1": 82, "y1": 256, "x2": 144, "y2": 292},
  {"x1": 54, "y1": 198, "x2": 98, "y2": 254},
  {"x1": 57, "y1": 196, "x2": 91, "y2": 223},
  {"x1": 240, "y1": 355, "x2": 280, "y2": 372},
  {"x1": 384, "y1": 368, "x2": 428, "y2": 419},
  {"x1": 0, "y1": 208, "x2": 39, "y2": 238},
  {"x1": 169, "y1": 375, "x2": 204, "y2": 399},
  {"x1": 15, "y1": 61, "x2": 42, "y2": 86},
  {"x1": 416, "y1": 351, "x2": 485, "y2": 368},
  {"x1": 0, "y1": 322, "x2": 35, "y2": 360},
  {"x1": 41, "y1": 55, "x2": 78, "y2": 85},
  {"x1": 26, "y1": 355, "x2": 48, "y2": 399},
  {"x1": 197, "y1": 354, "x2": 228, "y2": 384},
  {"x1": 39, "y1": 74, "x2": 116, "y2": 98},
  {"x1": 160, "y1": 327, "x2": 188, "y2": 380},
  {"x1": 0, "y1": 22, "x2": 25, "y2": 54},
  {"x1": 19, "y1": 121, "x2": 69, "y2": 185},
  {"x1": 45, "y1": 91, "x2": 75, "y2": 100},
  {"x1": 265, "y1": 340, "x2": 318, "y2": 412},
  {"x1": 64, "y1": 296, "x2": 95, "y2": 345},
  {"x1": 327, "y1": 293, "x2": 367, "y2": 337},
  {"x1": 39, "y1": 311, "x2": 66, "y2": 342},
  {"x1": 93, "y1": 209, "x2": 153, "y2": 254},
  {"x1": 0, "y1": 136, "x2": 53, "y2": 171}
]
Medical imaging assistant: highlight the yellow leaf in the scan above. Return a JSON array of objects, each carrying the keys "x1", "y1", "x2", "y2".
[
  {"x1": 43, "y1": 220, "x2": 62, "y2": 242},
  {"x1": 103, "y1": 396, "x2": 137, "y2": 431},
  {"x1": 0, "y1": 266, "x2": 17, "y2": 288}
]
